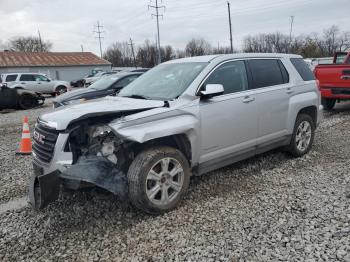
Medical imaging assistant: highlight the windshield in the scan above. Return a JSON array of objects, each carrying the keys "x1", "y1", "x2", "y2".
[
  {"x1": 88, "y1": 75, "x2": 120, "y2": 90},
  {"x1": 119, "y1": 62, "x2": 208, "y2": 100}
]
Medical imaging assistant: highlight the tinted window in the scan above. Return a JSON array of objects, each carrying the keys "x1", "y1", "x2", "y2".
[
  {"x1": 290, "y1": 58, "x2": 315, "y2": 81},
  {"x1": 19, "y1": 74, "x2": 35, "y2": 81},
  {"x1": 6, "y1": 75, "x2": 17, "y2": 82},
  {"x1": 249, "y1": 59, "x2": 286, "y2": 89},
  {"x1": 205, "y1": 61, "x2": 248, "y2": 95},
  {"x1": 113, "y1": 75, "x2": 139, "y2": 88}
]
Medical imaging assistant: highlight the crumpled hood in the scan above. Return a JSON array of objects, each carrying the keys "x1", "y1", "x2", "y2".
[{"x1": 39, "y1": 96, "x2": 165, "y2": 130}]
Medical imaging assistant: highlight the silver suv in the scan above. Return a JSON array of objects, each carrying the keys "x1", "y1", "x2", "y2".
[
  {"x1": 29, "y1": 54, "x2": 323, "y2": 214},
  {"x1": 2, "y1": 73, "x2": 70, "y2": 95}
]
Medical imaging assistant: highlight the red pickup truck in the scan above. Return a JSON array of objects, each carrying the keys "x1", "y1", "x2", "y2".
[{"x1": 314, "y1": 52, "x2": 350, "y2": 110}]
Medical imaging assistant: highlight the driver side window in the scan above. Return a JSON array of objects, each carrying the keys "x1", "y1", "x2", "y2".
[{"x1": 204, "y1": 61, "x2": 248, "y2": 95}]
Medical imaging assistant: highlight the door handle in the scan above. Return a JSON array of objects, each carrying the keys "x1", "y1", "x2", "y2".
[
  {"x1": 242, "y1": 96, "x2": 255, "y2": 103},
  {"x1": 21, "y1": 82, "x2": 26, "y2": 84},
  {"x1": 341, "y1": 75, "x2": 350, "y2": 80},
  {"x1": 286, "y1": 88, "x2": 294, "y2": 94}
]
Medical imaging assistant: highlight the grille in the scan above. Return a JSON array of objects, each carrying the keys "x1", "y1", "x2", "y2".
[{"x1": 32, "y1": 122, "x2": 59, "y2": 164}]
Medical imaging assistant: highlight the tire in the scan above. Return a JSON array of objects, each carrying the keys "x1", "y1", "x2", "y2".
[
  {"x1": 127, "y1": 146, "x2": 191, "y2": 214},
  {"x1": 321, "y1": 98, "x2": 336, "y2": 111},
  {"x1": 287, "y1": 114, "x2": 315, "y2": 157},
  {"x1": 56, "y1": 86, "x2": 67, "y2": 96},
  {"x1": 18, "y1": 94, "x2": 37, "y2": 110}
]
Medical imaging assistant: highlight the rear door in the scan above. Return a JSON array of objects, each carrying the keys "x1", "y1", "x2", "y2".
[
  {"x1": 19, "y1": 74, "x2": 37, "y2": 91},
  {"x1": 247, "y1": 59, "x2": 291, "y2": 145}
]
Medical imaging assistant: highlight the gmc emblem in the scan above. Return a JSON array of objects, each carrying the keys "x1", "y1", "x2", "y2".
[{"x1": 33, "y1": 130, "x2": 45, "y2": 144}]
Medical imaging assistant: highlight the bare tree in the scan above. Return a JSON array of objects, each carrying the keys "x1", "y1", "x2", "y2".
[
  {"x1": 185, "y1": 38, "x2": 212, "y2": 57},
  {"x1": 9, "y1": 36, "x2": 52, "y2": 52},
  {"x1": 212, "y1": 46, "x2": 233, "y2": 54},
  {"x1": 137, "y1": 40, "x2": 158, "y2": 68},
  {"x1": 162, "y1": 45, "x2": 176, "y2": 62},
  {"x1": 103, "y1": 41, "x2": 133, "y2": 67}
]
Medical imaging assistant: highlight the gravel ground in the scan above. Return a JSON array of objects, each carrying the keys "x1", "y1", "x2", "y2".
[{"x1": 0, "y1": 102, "x2": 349, "y2": 261}]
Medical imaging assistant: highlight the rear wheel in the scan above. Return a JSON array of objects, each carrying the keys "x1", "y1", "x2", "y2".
[
  {"x1": 127, "y1": 147, "x2": 190, "y2": 214},
  {"x1": 287, "y1": 114, "x2": 315, "y2": 157},
  {"x1": 321, "y1": 98, "x2": 336, "y2": 111},
  {"x1": 18, "y1": 94, "x2": 36, "y2": 109},
  {"x1": 56, "y1": 86, "x2": 67, "y2": 96}
]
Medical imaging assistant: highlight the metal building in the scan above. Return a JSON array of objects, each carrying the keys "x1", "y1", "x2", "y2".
[{"x1": 0, "y1": 51, "x2": 112, "y2": 82}]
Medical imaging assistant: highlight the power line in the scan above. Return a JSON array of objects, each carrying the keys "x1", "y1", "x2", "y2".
[
  {"x1": 148, "y1": 0, "x2": 165, "y2": 65},
  {"x1": 227, "y1": 1, "x2": 233, "y2": 53},
  {"x1": 129, "y1": 38, "x2": 137, "y2": 68},
  {"x1": 94, "y1": 21, "x2": 105, "y2": 58},
  {"x1": 289, "y1": 15, "x2": 295, "y2": 51}
]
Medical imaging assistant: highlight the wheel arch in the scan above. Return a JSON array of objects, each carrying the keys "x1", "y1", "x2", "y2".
[
  {"x1": 287, "y1": 92, "x2": 319, "y2": 132},
  {"x1": 130, "y1": 134, "x2": 192, "y2": 167}
]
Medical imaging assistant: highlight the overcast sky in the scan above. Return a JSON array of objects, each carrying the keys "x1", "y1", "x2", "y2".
[{"x1": 0, "y1": 0, "x2": 349, "y2": 55}]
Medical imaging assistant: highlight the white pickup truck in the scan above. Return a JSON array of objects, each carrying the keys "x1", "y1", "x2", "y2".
[{"x1": 1, "y1": 73, "x2": 70, "y2": 96}]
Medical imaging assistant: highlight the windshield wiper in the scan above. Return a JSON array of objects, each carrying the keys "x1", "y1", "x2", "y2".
[{"x1": 122, "y1": 94, "x2": 149, "y2": 100}]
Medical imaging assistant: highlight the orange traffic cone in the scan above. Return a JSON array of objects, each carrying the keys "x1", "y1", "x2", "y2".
[{"x1": 16, "y1": 116, "x2": 32, "y2": 155}]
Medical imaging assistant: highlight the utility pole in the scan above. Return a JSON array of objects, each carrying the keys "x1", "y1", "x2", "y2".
[
  {"x1": 289, "y1": 16, "x2": 295, "y2": 51},
  {"x1": 81, "y1": 45, "x2": 84, "y2": 52},
  {"x1": 94, "y1": 21, "x2": 104, "y2": 58},
  {"x1": 38, "y1": 30, "x2": 43, "y2": 52},
  {"x1": 129, "y1": 38, "x2": 137, "y2": 69},
  {"x1": 227, "y1": 1, "x2": 233, "y2": 53},
  {"x1": 148, "y1": 0, "x2": 165, "y2": 64}
]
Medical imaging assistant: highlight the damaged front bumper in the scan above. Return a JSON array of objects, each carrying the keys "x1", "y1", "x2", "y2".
[{"x1": 30, "y1": 132, "x2": 127, "y2": 209}]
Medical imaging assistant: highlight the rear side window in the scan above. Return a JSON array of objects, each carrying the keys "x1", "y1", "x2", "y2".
[
  {"x1": 19, "y1": 74, "x2": 35, "y2": 81},
  {"x1": 290, "y1": 58, "x2": 315, "y2": 81},
  {"x1": 5, "y1": 75, "x2": 17, "y2": 82},
  {"x1": 248, "y1": 59, "x2": 288, "y2": 89}
]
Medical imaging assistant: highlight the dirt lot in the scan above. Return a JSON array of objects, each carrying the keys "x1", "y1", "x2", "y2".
[{"x1": 0, "y1": 102, "x2": 349, "y2": 261}]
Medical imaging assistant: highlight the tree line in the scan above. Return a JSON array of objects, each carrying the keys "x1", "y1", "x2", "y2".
[
  {"x1": 104, "y1": 25, "x2": 350, "y2": 68},
  {"x1": 2, "y1": 25, "x2": 349, "y2": 68}
]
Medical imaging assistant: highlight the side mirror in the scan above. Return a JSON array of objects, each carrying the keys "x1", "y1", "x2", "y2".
[
  {"x1": 1, "y1": 84, "x2": 8, "y2": 90},
  {"x1": 46, "y1": 79, "x2": 51, "y2": 82},
  {"x1": 200, "y1": 84, "x2": 224, "y2": 98}
]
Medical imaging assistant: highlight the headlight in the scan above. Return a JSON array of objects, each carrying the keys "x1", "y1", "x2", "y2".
[{"x1": 92, "y1": 125, "x2": 112, "y2": 138}]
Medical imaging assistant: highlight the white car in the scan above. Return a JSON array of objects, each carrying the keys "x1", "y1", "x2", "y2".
[{"x1": 1, "y1": 73, "x2": 70, "y2": 96}]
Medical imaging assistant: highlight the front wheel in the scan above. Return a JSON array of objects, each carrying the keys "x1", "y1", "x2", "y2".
[
  {"x1": 321, "y1": 98, "x2": 336, "y2": 111},
  {"x1": 127, "y1": 147, "x2": 190, "y2": 214},
  {"x1": 55, "y1": 86, "x2": 67, "y2": 96},
  {"x1": 18, "y1": 94, "x2": 36, "y2": 109},
  {"x1": 287, "y1": 114, "x2": 315, "y2": 157}
]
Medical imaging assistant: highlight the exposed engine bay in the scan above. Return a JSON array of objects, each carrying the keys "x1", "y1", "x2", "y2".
[{"x1": 61, "y1": 120, "x2": 136, "y2": 195}]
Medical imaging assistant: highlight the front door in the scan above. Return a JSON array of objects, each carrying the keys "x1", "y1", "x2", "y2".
[
  {"x1": 199, "y1": 60, "x2": 258, "y2": 165},
  {"x1": 34, "y1": 74, "x2": 53, "y2": 93}
]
